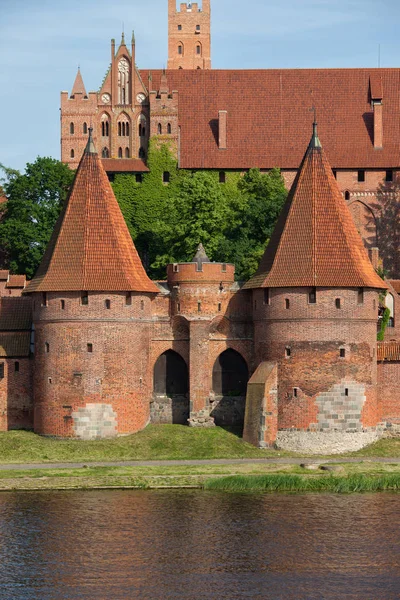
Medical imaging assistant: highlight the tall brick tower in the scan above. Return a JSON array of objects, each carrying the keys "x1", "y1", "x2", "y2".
[
  {"x1": 167, "y1": 0, "x2": 211, "y2": 69},
  {"x1": 244, "y1": 123, "x2": 386, "y2": 445},
  {"x1": 25, "y1": 130, "x2": 159, "y2": 439}
]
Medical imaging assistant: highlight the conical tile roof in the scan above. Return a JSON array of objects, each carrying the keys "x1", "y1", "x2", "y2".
[
  {"x1": 244, "y1": 124, "x2": 386, "y2": 290},
  {"x1": 71, "y1": 68, "x2": 87, "y2": 96},
  {"x1": 25, "y1": 131, "x2": 159, "y2": 294}
]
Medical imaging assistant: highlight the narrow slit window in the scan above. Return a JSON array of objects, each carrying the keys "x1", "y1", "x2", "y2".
[
  {"x1": 285, "y1": 347, "x2": 291, "y2": 358},
  {"x1": 386, "y1": 170, "x2": 393, "y2": 182},
  {"x1": 14, "y1": 361, "x2": 19, "y2": 373},
  {"x1": 167, "y1": 123, "x2": 172, "y2": 134},
  {"x1": 70, "y1": 122, "x2": 74, "y2": 135},
  {"x1": 340, "y1": 348, "x2": 346, "y2": 358},
  {"x1": 218, "y1": 303, "x2": 222, "y2": 312},
  {"x1": 83, "y1": 122, "x2": 88, "y2": 134},
  {"x1": 358, "y1": 288, "x2": 364, "y2": 304},
  {"x1": 309, "y1": 288, "x2": 317, "y2": 304},
  {"x1": 163, "y1": 171, "x2": 170, "y2": 183},
  {"x1": 198, "y1": 301, "x2": 201, "y2": 312},
  {"x1": 358, "y1": 170, "x2": 365, "y2": 182},
  {"x1": 177, "y1": 302, "x2": 181, "y2": 313},
  {"x1": 42, "y1": 292, "x2": 48, "y2": 307},
  {"x1": 126, "y1": 292, "x2": 132, "y2": 306},
  {"x1": 285, "y1": 299, "x2": 290, "y2": 309},
  {"x1": 178, "y1": 45, "x2": 183, "y2": 55},
  {"x1": 345, "y1": 191, "x2": 350, "y2": 201},
  {"x1": 60, "y1": 300, "x2": 65, "y2": 310},
  {"x1": 70, "y1": 149, "x2": 75, "y2": 159},
  {"x1": 87, "y1": 343, "x2": 93, "y2": 353},
  {"x1": 140, "y1": 300, "x2": 144, "y2": 310},
  {"x1": 118, "y1": 147, "x2": 123, "y2": 158},
  {"x1": 178, "y1": 24, "x2": 182, "y2": 30},
  {"x1": 293, "y1": 388, "x2": 298, "y2": 398},
  {"x1": 219, "y1": 171, "x2": 226, "y2": 183},
  {"x1": 196, "y1": 45, "x2": 201, "y2": 55},
  {"x1": 0, "y1": 363, "x2": 4, "y2": 378},
  {"x1": 118, "y1": 122, "x2": 122, "y2": 136},
  {"x1": 135, "y1": 174, "x2": 142, "y2": 183},
  {"x1": 264, "y1": 288, "x2": 270, "y2": 305},
  {"x1": 158, "y1": 123, "x2": 162, "y2": 135},
  {"x1": 222, "y1": 263, "x2": 227, "y2": 272},
  {"x1": 45, "y1": 342, "x2": 50, "y2": 353},
  {"x1": 81, "y1": 292, "x2": 88, "y2": 306},
  {"x1": 125, "y1": 147, "x2": 130, "y2": 158},
  {"x1": 335, "y1": 298, "x2": 341, "y2": 309},
  {"x1": 345, "y1": 388, "x2": 349, "y2": 396},
  {"x1": 105, "y1": 299, "x2": 111, "y2": 309}
]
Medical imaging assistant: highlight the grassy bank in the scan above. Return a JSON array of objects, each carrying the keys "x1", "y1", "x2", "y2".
[
  {"x1": 0, "y1": 425, "x2": 276, "y2": 463},
  {"x1": 0, "y1": 462, "x2": 399, "y2": 492},
  {"x1": 204, "y1": 473, "x2": 400, "y2": 493}
]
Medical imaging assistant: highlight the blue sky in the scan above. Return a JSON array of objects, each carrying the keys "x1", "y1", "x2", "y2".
[{"x1": 1, "y1": 0, "x2": 399, "y2": 172}]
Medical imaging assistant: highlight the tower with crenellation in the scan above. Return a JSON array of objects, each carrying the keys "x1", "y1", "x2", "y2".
[{"x1": 167, "y1": 0, "x2": 211, "y2": 69}]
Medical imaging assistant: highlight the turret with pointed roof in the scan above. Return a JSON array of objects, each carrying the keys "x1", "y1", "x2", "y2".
[
  {"x1": 71, "y1": 68, "x2": 87, "y2": 97},
  {"x1": 25, "y1": 130, "x2": 158, "y2": 294},
  {"x1": 245, "y1": 123, "x2": 385, "y2": 291}
]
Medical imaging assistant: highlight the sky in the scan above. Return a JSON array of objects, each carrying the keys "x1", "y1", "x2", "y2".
[{"x1": 1, "y1": 0, "x2": 400, "y2": 172}]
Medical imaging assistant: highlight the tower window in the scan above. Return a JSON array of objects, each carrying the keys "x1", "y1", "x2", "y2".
[
  {"x1": 125, "y1": 292, "x2": 132, "y2": 306},
  {"x1": 345, "y1": 388, "x2": 349, "y2": 396},
  {"x1": 14, "y1": 361, "x2": 19, "y2": 373},
  {"x1": 140, "y1": 300, "x2": 144, "y2": 310},
  {"x1": 222, "y1": 264, "x2": 227, "y2": 272},
  {"x1": 118, "y1": 147, "x2": 123, "y2": 158},
  {"x1": 178, "y1": 24, "x2": 182, "y2": 31},
  {"x1": 60, "y1": 299, "x2": 65, "y2": 310},
  {"x1": 135, "y1": 173, "x2": 142, "y2": 183},
  {"x1": 178, "y1": 45, "x2": 183, "y2": 55},
  {"x1": 125, "y1": 147, "x2": 130, "y2": 158},
  {"x1": 386, "y1": 170, "x2": 393, "y2": 182},
  {"x1": 70, "y1": 122, "x2": 74, "y2": 135},
  {"x1": 196, "y1": 45, "x2": 201, "y2": 55},
  {"x1": 83, "y1": 122, "x2": 88, "y2": 134},
  {"x1": 118, "y1": 122, "x2": 122, "y2": 136},
  {"x1": 285, "y1": 299, "x2": 290, "y2": 309},
  {"x1": 358, "y1": 170, "x2": 365, "y2": 182},
  {"x1": 345, "y1": 191, "x2": 350, "y2": 201},
  {"x1": 293, "y1": 388, "x2": 298, "y2": 398},
  {"x1": 163, "y1": 171, "x2": 170, "y2": 183},
  {"x1": 196, "y1": 25, "x2": 200, "y2": 31},
  {"x1": 42, "y1": 292, "x2": 48, "y2": 307},
  {"x1": 219, "y1": 171, "x2": 226, "y2": 183},
  {"x1": 358, "y1": 288, "x2": 364, "y2": 304},
  {"x1": 264, "y1": 288, "x2": 270, "y2": 305},
  {"x1": 158, "y1": 123, "x2": 162, "y2": 135},
  {"x1": 177, "y1": 302, "x2": 181, "y2": 313},
  {"x1": 340, "y1": 348, "x2": 346, "y2": 358},
  {"x1": 45, "y1": 342, "x2": 50, "y2": 353},
  {"x1": 81, "y1": 292, "x2": 88, "y2": 305},
  {"x1": 139, "y1": 147, "x2": 145, "y2": 159},
  {"x1": 309, "y1": 288, "x2": 317, "y2": 304},
  {"x1": 70, "y1": 149, "x2": 75, "y2": 159},
  {"x1": 167, "y1": 123, "x2": 172, "y2": 134},
  {"x1": 218, "y1": 303, "x2": 222, "y2": 312},
  {"x1": 335, "y1": 298, "x2": 341, "y2": 309},
  {"x1": 198, "y1": 301, "x2": 201, "y2": 312},
  {"x1": 87, "y1": 343, "x2": 93, "y2": 353},
  {"x1": 285, "y1": 347, "x2": 291, "y2": 358},
  {"x1": 102, "y1": 147, "x2": 109, "y2": 158},
  {"x1": 105, "y1": 299, "x2": 111, "y2": 309},
  {"x1": 0, "y1": 363, "x2": 4, "y2": 378}
]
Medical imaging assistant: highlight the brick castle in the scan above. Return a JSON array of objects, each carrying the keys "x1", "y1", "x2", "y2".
[{"x1": 0, "y1": 1, "x2": 398, "y2": 450}]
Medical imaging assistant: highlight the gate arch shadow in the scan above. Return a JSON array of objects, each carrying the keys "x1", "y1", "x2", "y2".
[{"x1": 152, "y1": 350, "x2": 189, "y2": 425}]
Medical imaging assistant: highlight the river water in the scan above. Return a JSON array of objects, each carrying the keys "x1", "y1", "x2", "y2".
[{"x1": 0, "y1": 490, "x2": 398, "y2": 599}]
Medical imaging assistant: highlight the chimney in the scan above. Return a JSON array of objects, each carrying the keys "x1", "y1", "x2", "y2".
[
  {"x1": 218, "y1": 110, "x2": 227, "y2": 150},
  {"x1": 370, "y1": 74, "x2": 383, "y2": 149}
]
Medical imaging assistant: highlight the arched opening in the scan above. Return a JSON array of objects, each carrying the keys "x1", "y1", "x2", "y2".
[
  {"x1": 70, "y1": 122, "x2": 74, "y2": 134},
  {"x1": 158, "y1": 123, "x2": 162, "y2": 135},
  {"x1": 386, "y1": 293, "x2": 395, "y2": 327},
  {"x1": 125, "y1": 147, "x2": 130, "y2": 158},
  {"x1": 118, "y1": 147, "x2": 123, "y2": 158},
  {"x1": 102, "y1": 147, "x2": 109, "y2": 158},
  {"x1": 138, "y1": 147, "x2": 145, "y2": 159},
  {"x1": 70, "y1": 149, "x2": 75, "y2": 158},
  {"x1": 167, "y1": 123, "x2": 172, "y2": 134},
  {"x1": 83, "y1": 122, "x2": 88, "y2": 134},
  {"x1": 196, "y1": 43, "x2": 201, "y2": 56},
  {"x1": 152, "y1": 350, "x2": 189, "y2": 424},
  {"x1": 211, "y1": 349, "x2": 248, "y2": 433}
]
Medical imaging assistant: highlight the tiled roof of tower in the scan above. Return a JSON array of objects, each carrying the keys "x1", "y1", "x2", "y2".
[
  {"x1": 140, "y1": 69, "x2": 400, "y2": 169},
  {"x1": 25, "y1": 131, "x2": 159, "y2": 294},
  {"x1": 244, "y1": 124, "x2": 386, "y2": 290},
  {"x1": 71, "y1": 68, "x2": 87, "y2": 96}
]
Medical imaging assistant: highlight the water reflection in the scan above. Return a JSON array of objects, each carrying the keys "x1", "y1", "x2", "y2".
[{"x1": 0, "y1": 490, "x2": 398, "y2": 599}]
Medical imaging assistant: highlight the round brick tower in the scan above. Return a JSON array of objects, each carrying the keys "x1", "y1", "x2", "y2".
[
  {"x1": 24, "y1": 130, "x2": 159, "y2": 438},
  {"x1": 244, "y1": 124, "x2": 386, "y2": 439}
]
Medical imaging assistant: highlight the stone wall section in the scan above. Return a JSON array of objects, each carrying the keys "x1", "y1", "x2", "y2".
[{"x1": 72, "y1": 403, "x2": 117, "y2": 440}]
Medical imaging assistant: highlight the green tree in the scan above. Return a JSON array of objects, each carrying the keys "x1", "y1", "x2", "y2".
[{"x1": 0, "y1": 158, "x2": 74, "y2": 278}]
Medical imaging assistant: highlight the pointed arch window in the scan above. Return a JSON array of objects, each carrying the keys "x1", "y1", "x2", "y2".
[
  {"x1": 70, "y1": 122, "x2": 74, "y2": 134},
  {"x1": 167, "y1": 123, "x2": 172, "y2": 134},
  {"x1": 101, "y1": 117, "x2": 110, "y2": 137},
  {"x1": 118, "y1": 58, "x2": 130, "y2": 104},
  {"x1": 196, "y1": 44, "x2": 201, "y2": 55},
  {"x1": 125, "y1": 147, "x2": 130, "y2": 158},
  {"x1": 70, "y1": 149, "x2": 75, "y2": 158},
  {"x1": 126, "y1": 122, "x2": 129, "y2": 136},
  {"x1": 118, "y1": 147, "x2": 123, "y2": 158},
  {"x1": 102, "y1": 147, "x2": 109, "y2": 158},
  {"x1": 118, "y1": 122, "x2": 122, "y2": 136},
  {"x1": 178, "y1": 45, "x2": 183, "y2": 55},
  {"x1": 83, "y1": 122, "x2": 88, "y2": 134},
  {"x1": 158, "y1": 123, "x2": 162, "y2": 135},
  {"x1": 139, "y1": 147, "x2": 145, "y2": 159}
]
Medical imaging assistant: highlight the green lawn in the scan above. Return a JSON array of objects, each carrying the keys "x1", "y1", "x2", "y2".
[{"x1": 0, "y1": 425, "x2": 277, "y2": 464}]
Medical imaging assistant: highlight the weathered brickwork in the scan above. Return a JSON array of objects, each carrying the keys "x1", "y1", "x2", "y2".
[
  {"x1": 167, "y1": 0, "x2": 211, "y2": 70},
  {"x1": 378, "y1": 361, "x2": 400, "y2": 424},
  {"x1": 0, "y1": 358, "x2": 32, "y2": 431}
]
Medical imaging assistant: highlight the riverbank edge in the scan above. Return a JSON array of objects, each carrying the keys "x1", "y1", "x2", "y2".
[{"x1": 1, "y1": 468, "x2": 400, "y2": 493}]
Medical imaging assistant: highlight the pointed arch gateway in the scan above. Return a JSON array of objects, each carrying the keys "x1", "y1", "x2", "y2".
[
  {"x1": 211, "y1": 349, "x2": 249, "y2": 432},
  {"x1": 152, "y1": 350, "x2": 189, "y2": 424}
]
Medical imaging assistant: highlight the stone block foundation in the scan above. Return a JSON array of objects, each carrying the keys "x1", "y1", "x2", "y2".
[{"x1": 72, "y1": 403, "x2": 117, "y2": 440}]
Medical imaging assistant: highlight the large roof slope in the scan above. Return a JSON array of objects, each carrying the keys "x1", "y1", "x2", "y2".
[
  {"x1": 244, "y1": 125, "x2": 386, "y2": 290},
  {"x1": 141, "y1": 68, "x2": 400, "y2": 169},
  {"x1": 25, "y1": 132, "x2": 158, "y2": 294}
]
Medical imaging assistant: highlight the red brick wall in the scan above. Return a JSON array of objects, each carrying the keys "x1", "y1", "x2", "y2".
[
  {"x1": 378, "y1": 361, "x2": 400, "y2": 424},
  {"x1": 0, "y1": 358, "x2": 32, "y2": 431},
  {"x1": 32, "y1": 291, "x2": 154, "y2": 437},
  {"x1": 168, "y1": 1, "x2": 211, "y2": 70}
]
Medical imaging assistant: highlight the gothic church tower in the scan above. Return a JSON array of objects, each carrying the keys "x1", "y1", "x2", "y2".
[{"x1": 167, "y1": 0, "x2": 211, "y2": 69}]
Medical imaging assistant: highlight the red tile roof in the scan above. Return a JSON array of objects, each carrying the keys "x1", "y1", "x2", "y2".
[
  {"x1": 244, "y1": 126, "x2": 387, "y2": 290},
  {"x1": 0, "y1": 332, "x2": 30, "y2": 357},
  {"x1": 6, "y1": 275, "x2": 26, "y2": 288},
  {"x1": 377, "y1": 342, "x2": 400, "y2": 362},
  {"x1": 25, "y1": 134, "x2": 159, "y2": 294},
  {"x1": 0, "y1": 297, "x2": 32, "y2": 330},
  {"x1": 388, "y1": 280, "x2": 400, "y2": 294},
  {"x1": 141, "y1": 68, "x2": 400, "y2": 169},
  {"x1": 101, "y1": 159, "x2": 149, "y2": 173}
]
